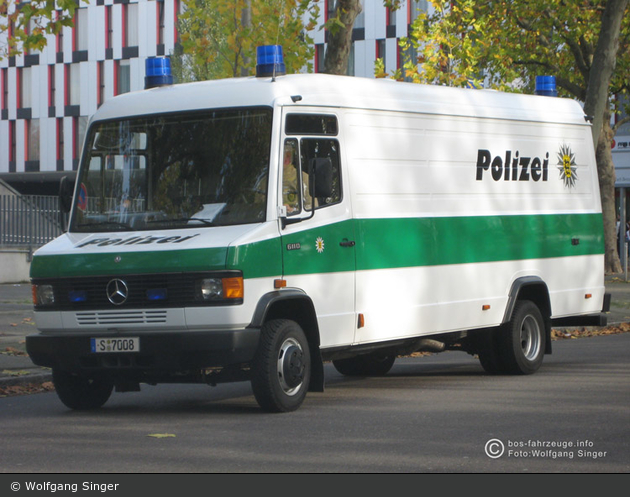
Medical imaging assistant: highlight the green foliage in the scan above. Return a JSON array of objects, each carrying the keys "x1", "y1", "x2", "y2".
[
  {"x1": 381, "y1": 0, "x2": 629, "y2": 108},
  {"x1": 0, "y1": 0, "x2": 78, "y2": 60},
  {"x1": 173, "y1": 0, "x2": 319, "y2": 82}
]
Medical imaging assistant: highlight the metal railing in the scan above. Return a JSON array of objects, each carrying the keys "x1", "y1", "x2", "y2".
[{"x1": 0, "y1": 195, "x2": 64, "y2": 247}]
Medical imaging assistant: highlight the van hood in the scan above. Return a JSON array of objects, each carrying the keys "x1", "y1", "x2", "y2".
[{"x1": 30, "y1": 224, "x2": 260, "y2": 279}]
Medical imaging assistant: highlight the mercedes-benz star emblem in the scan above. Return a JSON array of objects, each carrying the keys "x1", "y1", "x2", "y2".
[{"x1": 106, "y1": 279, "x2": 129, "y2": 305}]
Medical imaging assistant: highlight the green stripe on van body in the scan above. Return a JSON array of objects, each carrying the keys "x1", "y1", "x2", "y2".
[
  {"x1": 355, "y1": 213, "x2": 604, "y2": 271},
  {"x1": 227, "y1": 237, "x2": 283, "y2": 279},
  {"x1": 31, "y1": 237, "x2": 283, "y2": 280},
  {"x1": 30, "y1": 247, "x2": 229, "y2": 279},
  {"x1": 281, "y1": 219, "x2": 356, "y2": 277},
  {"x1": 30, "y1": 213, "x2": 603, "y2": 279}
]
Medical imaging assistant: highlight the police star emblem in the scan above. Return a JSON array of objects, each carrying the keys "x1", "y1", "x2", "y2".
[
  {"x1": 315, "y1": 237, "x2": 325, "y2": 254},
  {"x1": 557, "y1": 145, "x2": 578, "y2": 188}
]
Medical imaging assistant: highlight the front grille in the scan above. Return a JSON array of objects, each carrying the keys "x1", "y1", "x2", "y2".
[
  {"x1": 33, "y1": 271, "x2": 240, "y2": 311},
  {"x1": 76, "y1": 310, "x2": 169, "y2": 326}
]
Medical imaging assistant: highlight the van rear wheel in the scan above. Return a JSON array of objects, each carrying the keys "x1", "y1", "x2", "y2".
[
  {"x1": 251, "y1": 319, "x2": 311, "y2": 413},
  {"x1": 475, "y1": 330, "x2": 507, "y2": 374},
  {"x1": 52, "y1": 369, "x2": 113, "y2": 410},
  {"x1": 333, "y1": 352, "x2": 396, "y2": 376},
  {"x1": 499, "y1": 300, "x2": 545, "y2": 375}
]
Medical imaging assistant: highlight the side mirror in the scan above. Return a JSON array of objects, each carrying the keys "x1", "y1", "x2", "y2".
[
  {"x1": 309, "y1": 157, "x2": 334, "y2": 199},
  {"x1": 58, "y1": 175, "x2": 75, "y2": 232},
  {"x1": 59, "y1": 175, "x2": 75, "y2": 214}
]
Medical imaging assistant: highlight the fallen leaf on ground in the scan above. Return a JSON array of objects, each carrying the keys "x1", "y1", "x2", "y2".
[
  {"x1": 551, "y1": 322, "x2": 630, "y2": 340},
  {"x1": 0, "y1": 382, "x2": 54, "y2": 398},
  {"x1": 2, "y1": 347, "x2": 28, "y2": 356},
  {"x1": 2, "y1": 369, "x2": 31, "y2": 377}
]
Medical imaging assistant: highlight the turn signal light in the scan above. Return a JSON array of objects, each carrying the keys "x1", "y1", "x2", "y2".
[{"x1": 223, "y1": 277, "x2": 244, "y2": 299}]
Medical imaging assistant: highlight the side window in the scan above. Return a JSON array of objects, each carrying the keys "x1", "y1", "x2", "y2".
[
  {"x1": 300, "y1": 138, "x2": 341, "y2": 210},
  {"x1": 282, "y1": 113, "x2": 342, "y2": 215},
  {"x1": 282, "y1": 139, "x2": 301, "y2": 215}
]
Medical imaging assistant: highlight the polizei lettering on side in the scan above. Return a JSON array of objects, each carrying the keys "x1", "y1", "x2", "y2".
[{"x1": 476, "y1": 150, "x2": 550, "y2": 182}]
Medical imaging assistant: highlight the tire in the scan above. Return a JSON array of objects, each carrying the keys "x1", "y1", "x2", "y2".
[
  {"x1": 333, "y1": 352, "x2": 396, "y2": 376},
  {"x1": 474, "y1": 330, "x2": 508, "y2": 374},
  {"x1": 250, "y1": 319, "x2": 311, "y2": 413},
  {"x1": 52, "y1": 369, "x2": 113, "y2": 410},
  {"x1": 499, "y1": 300, "x2": 546, "y2": 375}
]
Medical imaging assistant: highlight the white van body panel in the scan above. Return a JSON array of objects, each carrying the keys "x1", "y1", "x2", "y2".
[{"x1": 26, "y1": 73, "x2": 607, "y2": 412}]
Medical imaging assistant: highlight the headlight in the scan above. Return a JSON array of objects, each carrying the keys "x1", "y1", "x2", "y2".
[
  {"x1": 197, "y1": 276, "x2": 244, "y2": 302},
  {"x1": 200, "y1": 278, "x2": 223, "y2": 300},
  {"x1": 33, "y1": 284, "x2": 55, "y2": 306}
]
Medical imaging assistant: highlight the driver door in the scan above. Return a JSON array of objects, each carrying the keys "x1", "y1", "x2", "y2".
[{"x1": 279, "y1": 113, "x2": 357, "y2": 349}]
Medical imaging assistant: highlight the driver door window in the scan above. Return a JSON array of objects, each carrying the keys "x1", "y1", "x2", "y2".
[
  {"x1": 281, "y1": 137, "x2": 341, "y2": 216},
  {"x1": 282, "y1": 138, "x2": 303, "y2": 216}
]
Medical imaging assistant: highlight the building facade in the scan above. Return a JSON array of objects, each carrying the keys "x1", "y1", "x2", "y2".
[
  {"x1": 0, "y1": 0, "x2": 431, "y2": 183},
  {"x1": 0, "y1": 0, "x2": 180, "y2": 179}
]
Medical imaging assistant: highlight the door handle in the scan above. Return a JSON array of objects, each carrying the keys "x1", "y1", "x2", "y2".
[{"x1": 339, "y1": 240, "x2": 355, "y2": 247}]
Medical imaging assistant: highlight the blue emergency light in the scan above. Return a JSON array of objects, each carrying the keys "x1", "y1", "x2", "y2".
[
  {"x1": 146, "y1": 288, "x2": 167, "y2": 301},
  {"x1": 68, "y1": 290, "x2": 88, "y2": 303},
  {"x1": 145, "y1": 57, "x2": 173, "y2": 89},
  {"x1": 535, "y1": 76, "x2": 557, "y2": 97},
  {"x1": 256, "y1": 45, "x2": 286, "y2": 78}
]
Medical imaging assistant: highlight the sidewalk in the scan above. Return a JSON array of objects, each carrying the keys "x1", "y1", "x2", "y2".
[
  {"x1": 2, "y1": 276, "x2": 630, "y2": 389},
  {"x1": 0, "y1": 283, "x2": 52, "y2": 388}
]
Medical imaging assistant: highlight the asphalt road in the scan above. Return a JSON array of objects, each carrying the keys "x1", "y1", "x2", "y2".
[{"x1": 0, "y1": 333, "x2": 628, "y2": 474}]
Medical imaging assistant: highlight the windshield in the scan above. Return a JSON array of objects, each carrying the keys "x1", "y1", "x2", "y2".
[{"x1": 70, "y1": 107, "x2": 272, "y2": 232}]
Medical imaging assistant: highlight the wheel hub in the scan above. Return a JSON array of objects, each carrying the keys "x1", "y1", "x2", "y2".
[
  {"x1": 277, "y1": 338, "x2": 305, "y2": 394},
  {"x1": 282, "y1": 345, "x2": 304, "y2": 388},
  {"x1": 520, "y1": 315, "x2": 542, "y2": 361}
]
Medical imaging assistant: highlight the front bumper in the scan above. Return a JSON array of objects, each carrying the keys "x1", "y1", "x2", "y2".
[{"x1": 25, "y1": 328, "x2": 260, "y2": 373}]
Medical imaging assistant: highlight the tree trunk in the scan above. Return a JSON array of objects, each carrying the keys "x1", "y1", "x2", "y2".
[
  {"x1": 240, "y1": 0, "x2": 251, "y2": 77},
  {"x1": 583, "y1": 0, "x2": 629, "y2": 146},
  {"x1": 597, "y1": 112, "x2": 622, "y2": 274},
  {"x1": 582, "y1": 0, "x2": 628, "y2": 274},
  {"x1": 322, "y1": 0, "x2": 362, "y2": 75}
]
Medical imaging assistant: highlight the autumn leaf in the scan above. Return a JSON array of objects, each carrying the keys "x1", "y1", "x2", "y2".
[
  {"x1": 2, "y1": 347, "x2": 28, "y2": 356},
  {"x1": 147, "y1": 433, "x2": 176, "y2": 439},
  {"x1": 2, "y1": 369, "x2": 31, "y2": 377}
]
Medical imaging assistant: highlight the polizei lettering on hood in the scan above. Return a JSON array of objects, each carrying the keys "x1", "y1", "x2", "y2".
[
  {"x1": 476, "y1": 150, "x2": 550, "y2": 182},
  {"x1": 75, "y1": 234, "x2": 200, "y2": 248}
]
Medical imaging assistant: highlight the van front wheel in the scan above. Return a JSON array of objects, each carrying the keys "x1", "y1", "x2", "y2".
[
  {"x1": 52, "y1": 369, "x2": 113, "y2": 410},
  {"x1": 251, "y1": 319, "x2": 311, "y2": 413},
  {"x1": 500, "y1": 300, "x2": 546, "y2": 375}
]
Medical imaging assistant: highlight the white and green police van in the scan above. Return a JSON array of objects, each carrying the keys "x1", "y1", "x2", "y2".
[{"x1": 26, "y1": 47, "x2": 609, "y2": 412}]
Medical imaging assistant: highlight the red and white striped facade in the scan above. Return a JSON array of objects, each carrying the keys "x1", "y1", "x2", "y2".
[{"x1": 0, "y1": 0, "x2": 428, "y2": 176}]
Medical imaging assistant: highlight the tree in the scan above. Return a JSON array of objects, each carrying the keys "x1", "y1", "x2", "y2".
[
  {"x1": 173, "y1": 0, "x2": 319, "y2": 82},
  {"x1": 321, "y1": 0, "x2": 362, "y2": 75},
  {"x1": 0, "y1": 0, "x2": 78, "y2": 60},
  {"x1": 322, "y1": 0, "x2": 404, "y2": 75},
  {"x1": 380, "y1": 0, "x2": 630, "y2": 274}
]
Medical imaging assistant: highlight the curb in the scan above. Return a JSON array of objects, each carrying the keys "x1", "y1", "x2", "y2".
[{"x1": 0, "y1": 371, "x2": 53, "y2": 388}]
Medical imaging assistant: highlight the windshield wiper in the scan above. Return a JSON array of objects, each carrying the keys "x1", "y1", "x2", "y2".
[
  {"x1": 76, "y1": 221, "x2": 135, "y2": 231},
  {"x1": 147, "y1": 217, "x2": 216, "y2": 227}
]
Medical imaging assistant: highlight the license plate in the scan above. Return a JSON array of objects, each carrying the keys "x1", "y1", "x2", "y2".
[{"x1": 91, "y1": 337, "x2": 140, "y2": 353}]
